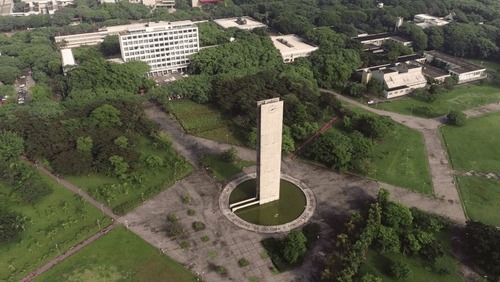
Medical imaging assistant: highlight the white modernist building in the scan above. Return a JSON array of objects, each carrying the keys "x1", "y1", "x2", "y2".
[
  {"x1": 213, "y1": 16, "x2": 267, "y2": 30},
  {"x1": 365, "y1": 63, "x2": 427, "y2": 99},
  {"x1": 271, "y1": 35, "x2": 318, "y2": 63},
  {"x1": 414, "y1": 14, "x2": 451, "y2": 28},
  {"x1": 99, "y1": 0, "x2": 174, "y2": 8},
  {"x1": 118, "y1": 21, "x2": 199, "y2": 76}
]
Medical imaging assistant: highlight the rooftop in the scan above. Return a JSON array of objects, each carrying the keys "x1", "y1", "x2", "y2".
[
  {"x1": 270, "y1": 35, "x2": 318, "y2": 56},
  {"x1": 213, "y1": 16, "x2": 266, "y2": 30},
  {"x1": 353, "y1": 33, "x2": 391, "y2": 42},
  {"x1": 60, "y1": 48, "x2": 75, "y2": 66},
  {"x1": 420, "y1": 62, "x2": 450, "y2": 78},
  {"x1": 425, "y1": 50, "x2": 486, "y2": 74}
]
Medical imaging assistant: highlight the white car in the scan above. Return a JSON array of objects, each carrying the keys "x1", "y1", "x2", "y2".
[
  {"x1": 18, "y1": 97, "x2": 25, "y2": 104},
  {"x1": 367, "y1": 100, "x2": 375, "y2": 105}
]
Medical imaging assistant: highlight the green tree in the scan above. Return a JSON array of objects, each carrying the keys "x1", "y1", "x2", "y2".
[
  {"x1": 282, "y1": 125, "x2": 295, "y2": 154},
  {"x1": 0, "y1": 131, "x2": 24, "y2": 161},
  {"x1": 108, "y1": 155, "x2": 129, "y2": 178},
  {"x1": 0, "y1": 66, "x2": 21, "y2": 85},
  {"x1": 76, "y1": 136, "x2": 93, "y2": 153},
  {"x1": 464, "y1": 221, "x2": 500, "y2": 278},
  {"x1": 90, "y1": 104, "x2": 122, "y2": 127},
  {"x1": 100, "y1": 35, "x2": 121, "y2": 56},
  {"x1": 114, "y1": 136, "x2": 128, "y2": 149},
  {"x1": 222, "y1": 147, "x2": 237, "y2": 162},
  {"x1": 374, "y1": 226, "x2": 400, "y2": 254},
  {"x1": 305, "y1": 130, "x2": 353, "y2": 170},
  {"x1": 382, "y1": 202, "x2": 413, "y2": 229},
  {"x1": 347, "y1": 82, "x2": 366, "y2": 98},
  {"x1": 282, "y1": 230, "x2": 308, "y2": 264},
  {"x1": 0, "y1": 208, "x2": 26, "y2": 243},
  {"x1": 389, "y1": 260, "x2": 413, "y2": 280},
  {"x1": 397, "y1": 23, "x2": 428, "y2": 52},
  {"x1": 446, "y1": 110, "x2": 466, "y2": 126},
  {"x1": 310, "y1": 49, "x2": 362, "y2": 88}
]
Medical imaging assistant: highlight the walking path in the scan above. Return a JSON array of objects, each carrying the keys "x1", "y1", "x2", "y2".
[
  {"x1": 320, "y1": 89, "x2": 466, "y2": 222},
  {"x1": 20, "y1": 223, "x2": 118, "y2": 282}
]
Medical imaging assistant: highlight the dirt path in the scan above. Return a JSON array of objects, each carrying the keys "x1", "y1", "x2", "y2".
[
  {"x1": 20, "y1": 223, "x2": 118, "y2": 282},
  {"x1": 320, "y1": 89, "x2": 466, "y2": 223}
]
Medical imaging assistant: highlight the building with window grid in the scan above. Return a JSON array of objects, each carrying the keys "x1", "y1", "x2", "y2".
[{"x1": 119, "y1": 21, "x2": 199, "y2": 76}]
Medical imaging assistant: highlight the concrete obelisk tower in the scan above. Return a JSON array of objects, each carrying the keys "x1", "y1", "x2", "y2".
[{"x1": 256, "y1": 98, "x2": 284, "y2": 205}]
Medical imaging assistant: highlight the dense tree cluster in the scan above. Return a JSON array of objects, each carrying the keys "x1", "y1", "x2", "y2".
[
  {"x1": 305, "y1": 111, "x2": 393, "y2": 172},
  {"x1": 321, "y1": 189, "x2": 452, "y2": 281},
  {"x1": 464, "y1": 221, "x2": 500, "y2": 279}
]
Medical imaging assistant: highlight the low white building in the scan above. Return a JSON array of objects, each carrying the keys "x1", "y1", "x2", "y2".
[
  {"x1": 270, "y1": 35, "x2": 318, "y2": 63},
  {"x1": 414, "y1": 14, "x2": 451, "y2": 28},
  {"x1": 60, "y1": 48, "x2": 76, "y2": 75},
  {"x1": 119, "y1": 21, "x2": 199, "y2": 76},
  {"x1": 213, "y1": 16, "x2": 266, "y2": 30},
  {"x1": 99, "y1": 0, "x2": 174, "y2": 7},
  {"x1": 365, "y1": 63, "x2": 427, "y2": 99},
  {"x1": 424, "y1": 50, "x2": 486, "y2": 84}
]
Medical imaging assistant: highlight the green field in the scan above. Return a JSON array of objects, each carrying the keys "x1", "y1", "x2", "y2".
[
  {"x1": 441, "y1": 112, "x2": 500, "y2": 172},
  {"x1": 360, "y1": 234, "x2": 462, "y2": 282},
  {"x1": 376, "y1": 84, "x2": 500, "y2": 118},
  {"x1": 467, "y1": 59, "x2": 500, "y2": 76},
  {"x1": 168, "y1": 99, "x2": 242, "y2": 145},
  {"x1": 368, "y1": 123, "x2": 432, "y2": 194},
  {"x1": 456, "y1": 176, "x2": 500, "y2": 227},
  {"x1": 345, "y1": 107, "x2": 432, "y2": 194},
  {"x1": 201, "y1": 154, "x2": 254, "y2": 181},
  {"x1": 0, "y1": 173, "x2": 111, "y2": 281},
  {"x1": 36, "y1": 226, "x2": 196, "y2": 282},
  {"x1": 66, "y1": 136, "x2": 193, "y2": 215}
]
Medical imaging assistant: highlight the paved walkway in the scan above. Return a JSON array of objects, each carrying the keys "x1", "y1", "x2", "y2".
[{"x1": 320, "y1": 89, "x2": 466, "y2": 222}]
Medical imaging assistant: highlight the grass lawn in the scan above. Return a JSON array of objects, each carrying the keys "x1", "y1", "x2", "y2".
[
  {"x1": 368, "y1": 123, "x2": 432, "y2": 194},
  {"x1": 440, "y1": 112, "x2": 500, "y2": 172},
  {"x1": 359, "y1": 238, "x2": 463, "y2": 282},
  {"x1": 66, "y1": 136, "x2": 193, "y2": 215},
  {"x1": 456, "y1": 176, "x2": 500, "y2": 227},
  {"x1": 36, "y1": 226, "x2": 196, "y2": 282},
  {"x1": 168, "y1": 99, "x2": 242, "y2": 145},
  {"x1": 201, "y1": 154, "x2": 254, "y2": 181},
  {"x1": 0, "y1": 173, "x2": 111, "y2": 281},
  {"x1": 376, "y1": 83, "x2": 500, "y2": 118},
  {"x1": 343, "y1": 106, "x2": 432, "y2": 194},
  {"x1": 466, "y1": 59, "x2": 500, "y2": 76}
]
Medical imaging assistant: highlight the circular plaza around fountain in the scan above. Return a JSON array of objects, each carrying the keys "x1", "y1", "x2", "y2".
[{"x1": 219, "y1": 172, "x2": 316, "y2": 233}]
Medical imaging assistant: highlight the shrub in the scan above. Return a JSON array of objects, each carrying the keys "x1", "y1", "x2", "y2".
[
  {"x1": 192, "y1": 221, "x2": 206, "y2": 231},
  {"x1": 238, "y1": 258, "x2": 250, "y2": 267},
  {"x1": 201, "y1": 235, "x2": 210, "y2": 242},
  {"x1": 180, "y1": 241, "x2": 190, "y2": 249},
  {"x1": 181, "y1": 193, "x2": 191, "y2": 204},
  {"x1": 187, "y1": 209, "x2": 196, "y2": 216},
  {"x1": 389, "y1": 260, "x2": 413, "y2": 280},
  {"x1": 167, "y1": 213, "x2": 178, "y2": 222},
  {"x1": 446, "y1": 110, "x2": 466, "y2": 126},
  {"x1": 208, "y1": 250, "x2": 218, "y2": 258},
  {"x1": 216, "y1": 266, "x2": 227, "y2": 276},
  {"x1": 281, "y1": 230, "x2": 307, "y2": 264},
  {"x1": 166, "y1": 222, "x2": 184, "y2": 237},
  {"x1": 222, "y1": 147, "x2": 238, "y2": 162}
]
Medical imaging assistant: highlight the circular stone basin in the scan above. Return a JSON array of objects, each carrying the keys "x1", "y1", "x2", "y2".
[{"x1": 229, "y1": 179, "x2": 306, "y2": 226}]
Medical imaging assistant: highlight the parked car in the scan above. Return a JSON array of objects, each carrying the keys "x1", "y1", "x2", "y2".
[{"x1": 367, "y1": 100, "x2": 375, "y2": 105}]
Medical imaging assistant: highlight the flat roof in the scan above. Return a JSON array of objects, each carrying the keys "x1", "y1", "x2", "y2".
[
  {"x1": 213, "y1": 16, "x2": 266, "y2": 30},
  {"x1": 270, "y1": 35, "x2": 318, "y2": 56},
  {"x1": 421, "y1": 62, "x2": 451, "y2": 78},
  {"x1": 425, "y1": 50, "x2": 485, "y2": 74},
  {"x1": 390, "y1": 35, "x2": 412, "y2": 42},
  {"x1": 353, "y1": 33, "x2": 391, "y2": 42},
  {"x1": 60, "y1": 48, "x2": 75, "y2": 66}
]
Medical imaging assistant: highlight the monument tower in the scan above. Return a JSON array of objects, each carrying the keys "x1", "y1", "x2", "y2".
[{"x1": 256, "y1": 98, "x2": 284, "y2": 204}]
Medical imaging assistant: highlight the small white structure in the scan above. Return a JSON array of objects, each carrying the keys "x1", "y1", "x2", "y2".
[
  {"x1": 366, "y1": 64, "x2": 427, "y2": 99},
  {"x1": 213, "y1": 16, "x2": 266, "y2": 30},
  {"x1": 60, "y1": 48, "x2": 75, "y2": 75},
  {"x1": 99, "y1": 0, "x2": 174, "y2": 7},
  {"x1": 271, "y1": 35, "x2": 318, "y2": 63},
  {"x1": 256, "y1": 98, "x2": 284, "y2": 205},
  {"x1": 424, "y1": 50, "x2": 486, "y2": 84},
  {"x1": 414, "y1": 14, "x2": 451, "y2": 28}
]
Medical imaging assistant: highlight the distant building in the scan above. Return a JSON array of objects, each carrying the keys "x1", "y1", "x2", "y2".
[
  {"x1": 270, "y1": 35, "x2": 318, "y2": 63},
  {"x1": 192, "y1": 0, "x2": 224, "y2": 8},
  {"x1": 363, "y1": 63, "x2": 427, "y2": 99},
  {"x1": 424, "y1": 51, "x2": 486, "y2": 84},
  {"x1": 352, "y1": 33, "x2": 413, "y2": 52},
  {"x1": 213, "y1": 16, "x2": 266, "y2": 30},
  {"x1": 11, "y1": 0, "x2": 73, "y2": 16},
  {"x1": 99, "y1": 0, "x2": 174, "y2": 8},
  {"x1": 119, "y1": 21, "x2": 199, "y2": 76},
  {"x1": 413, "y1": 14, "x2": 451, "y2": 28}
]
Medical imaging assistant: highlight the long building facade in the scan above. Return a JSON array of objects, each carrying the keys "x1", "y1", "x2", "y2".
[{"x1": 118, "y1": 21, "x2": 199, "y2": 76}]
